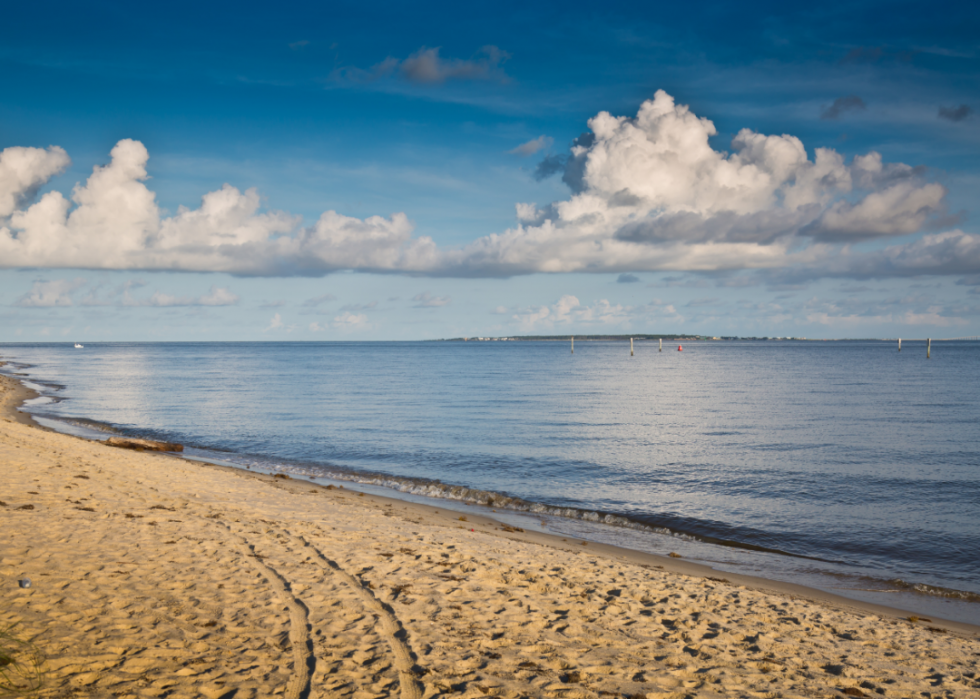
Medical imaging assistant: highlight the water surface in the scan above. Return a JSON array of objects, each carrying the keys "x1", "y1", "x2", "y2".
[{"x1": 3, "y1": 340, "x2": 978, "y2": 622}]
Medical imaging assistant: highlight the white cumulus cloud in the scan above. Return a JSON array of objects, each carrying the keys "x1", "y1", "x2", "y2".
[
  {"x1": 0, "y1": 92, "x2": 965, "y2": 283},
  {"x1": 0, "y1": 145, "x2": 70, "y2": 219}
]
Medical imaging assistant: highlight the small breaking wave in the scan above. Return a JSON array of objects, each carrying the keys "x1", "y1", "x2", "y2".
[
  {"x1": 225, "y1": 453, "x2": 693, "y2": 536},
  {"x1": 888, "y1": 579, "x2": 980, "y2": 603},
  {"x1": 50, "y1": 416, "x2": 123, "y2": 434},
  {"x1": 215, "y1": 454, "x2": 822, "y2": 560}
]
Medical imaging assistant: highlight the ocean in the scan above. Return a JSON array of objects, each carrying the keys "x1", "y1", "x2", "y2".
[{"x1": 2, "y1": 340, "x2": 978, "y2": 623}]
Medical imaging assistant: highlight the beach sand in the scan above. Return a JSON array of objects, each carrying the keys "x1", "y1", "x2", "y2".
[{"x1": 1, "y1": 374, "x2": 978, "y2": 699}]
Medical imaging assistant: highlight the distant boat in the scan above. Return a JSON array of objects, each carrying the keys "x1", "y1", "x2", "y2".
[{"x1": 74, "y1": 343, "x2": 84, "y2": 348}]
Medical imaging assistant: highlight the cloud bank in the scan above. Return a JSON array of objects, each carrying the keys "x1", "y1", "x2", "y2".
[
  {"x1": 1, "y1": 91, "x2": 972, "y2": 283},
  {"x1": 14, "y1": 278, "x2": 239, "y2": 308}
]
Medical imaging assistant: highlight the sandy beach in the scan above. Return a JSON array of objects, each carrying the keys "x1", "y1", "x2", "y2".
[{"x1": 1, "y1": 373, "x2": 978, "y2": 699}]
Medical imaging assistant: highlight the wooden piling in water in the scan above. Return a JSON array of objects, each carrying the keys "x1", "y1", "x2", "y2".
[
  {"x1": 927, "y1": 338, "x2": 931, "y2": 359},
  {"x1": 898, "y1": 338, "x2": 901, "y2": 352},
  {"x1": 659, "y1": 338, "x2": 662, "y2": 352},
  {"x1": 571, "y1": 336, "x2": 574, "y2": 354},
  {"x1": 630, "y1": 338, "x2": 634, "y2": 356}
]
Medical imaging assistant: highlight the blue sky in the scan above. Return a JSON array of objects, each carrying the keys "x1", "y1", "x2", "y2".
[{"x1": 1, "y1": 0, "x2": 978, "y2": 340}]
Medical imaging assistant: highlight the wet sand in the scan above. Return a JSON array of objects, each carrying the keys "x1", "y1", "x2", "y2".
[{"x1": 1, "y1": 373, "x2": 979, "y2": 698}]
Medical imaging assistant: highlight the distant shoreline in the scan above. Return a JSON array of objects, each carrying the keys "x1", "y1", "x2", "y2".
[
  {"x1": 438, "y1": 335, "x2": 797, "y2": 341},
  {"x1": 435, "y1": 336, "x2": 979, "y2": 342}
]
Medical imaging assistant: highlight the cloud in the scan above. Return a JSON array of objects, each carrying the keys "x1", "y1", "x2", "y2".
[
  {"x1": 807, "y1": 179, "x2": 946, "y2": 241},
  {"x1": 145, "y1": 285, "x2": 240, "y2": 307},
  {"x1": 0, "y1": 139, "x2": 435, "y2": 275},
  {"x1": 821, "y1": 95, "x2": 866, "y2": 120},
  {"x1": 437, "y1": 91, "x2": 947, "y2": 276},
  {"x1": 686, "y1": 297, "x2": 720, "y2": 307},
  {"x1": 648, "y1": 275, "x2": 710, "y2": 289},
  {"x1": 335, "y1": 46, "x2": 509, "y2": 85},
  {"x1": 289, "y1": 40, "x2": 309, "y2": 50},
  {"x1": 339, "y1": 300, "x2": 377, "y2": 312},
  {"x1": 938, "y1": 104, "x2": 973, "y2": 122},
  {"x1": 193, "y1": 285, "x2": 239, "y2": 306},
  {"x1": 616, "y1": 273, "x2": 640, "y2": 283},
  {"x1": 510, "y1": 136, "x2": 553, "y2": 157},
  {"x1": 402, "y1": 46, "x2": 508, "y2": 84},
  {"x1": 97, "y1": 279, "x2": 146, "y2": 306},
  {"x1": 412, "y1": 292, "x2": 451, "y2": 308},
  {"x1": 332, "y1": 311, "x2": 368, "y2": 329},
  {"x1": 510, "y1": 295, "x2": 632, "y2": 331},
  {"x1": 805, "y1": 301, "x2": 968, "y2": 328},
  {"x1": 311, "y1": 311, "x2": 372, "y2": 332},
  {"x1": 716, "y1": 275, "x2": 759, "y2": 288},
  {"x1": 0, "y1": 145, "x2": 70, "y2": 218},
  {"x1": 265, "y1": 313, "x2": 284, "y2": 331},
  {"x1": 302, "y1": 293, "x2": 337, "y2": 307},
  {"x1": 15, "y1": 278, "x2": 86, "y2": 307},
  {"x1": 533, "y1": 133, "x2": 594, "y2": 189},
  {"x1": 515, "y1": 202, "x2": 541, "y2": 222},
  {"x1": 60, "y1": 278, "x2": 241, "y2": 308},
  {"x1": 0, "y1": 93, "x2": 958, "y2": 282},
  {"x1": 533, "y1": 154, "x2": 567, "y2": 181},
  {"x1": 816, "y1": 230, "x2": 980, "y2": 279}
]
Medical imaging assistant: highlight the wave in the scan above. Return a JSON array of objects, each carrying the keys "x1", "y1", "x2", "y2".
[
  {"x1": 887, "y1": 579, "x2": 980, "y2": 603},
  {"x1": 46, "y1": 415, "x2": 123, "y2": 434},
  {"x1": 217, "y1": 454, "x2": 823, "y2": 561},
  {"x1": 320, "y1": 462, "x2": 980, "y2": 605}
]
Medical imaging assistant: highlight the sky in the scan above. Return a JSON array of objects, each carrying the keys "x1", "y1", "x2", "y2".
[{"x1": 1, "y1": 0, "x2": 978, "y2": 341}]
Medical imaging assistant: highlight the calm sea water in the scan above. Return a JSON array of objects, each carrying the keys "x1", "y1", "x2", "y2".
[{"x1": 3, "y1": 340, "x2": 979, "y2": 622}]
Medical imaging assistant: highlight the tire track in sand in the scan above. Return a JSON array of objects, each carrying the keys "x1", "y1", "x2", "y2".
[
  {"x1": 215, "y1": 522, "x2": 315, "y2": 699},
  {"x1": 286, "y1": 530, "x2": 424, "y2": 699}
]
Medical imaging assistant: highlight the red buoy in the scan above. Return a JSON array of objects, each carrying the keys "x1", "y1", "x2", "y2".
[{"x1": 678, "y1": 345, "x2": 683, "y2": 351}]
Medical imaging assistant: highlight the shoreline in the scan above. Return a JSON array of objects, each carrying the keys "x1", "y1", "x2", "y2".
[
  {"x1": 3, "y1": 369, "x2": 979, "y2": 632},
  {"x1": 0, "y1": 362, "x2": 42, "y2": 428},
  {"x1": 3, "y1": 375, "x2": 980, "y2": 697}
]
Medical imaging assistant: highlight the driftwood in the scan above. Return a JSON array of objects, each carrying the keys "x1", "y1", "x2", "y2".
[{"x1": 104, "y1": 437, "x2": 184, "y2": 453}]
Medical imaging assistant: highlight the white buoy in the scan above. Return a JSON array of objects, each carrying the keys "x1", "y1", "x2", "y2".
[
  {"x1": 630, "y1": 337, "x2": 634, "y2": 356},
  {"x1": 898, "y1": 338, "x2": 901, "y2": 352},
  {"x1": 927, "y1": 338, "x2": 931, "y2": 359},
  {"x1": 571, "y1": 336, "x2": 574, "y2": 354},
  {"x1": 659, "y1": 338, "x2": 662, "y2": 352}
]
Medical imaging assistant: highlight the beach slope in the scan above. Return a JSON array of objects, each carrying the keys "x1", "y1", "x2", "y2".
[{"x1": 1, "y1": 375, "x2": 978, "y2": 698}]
